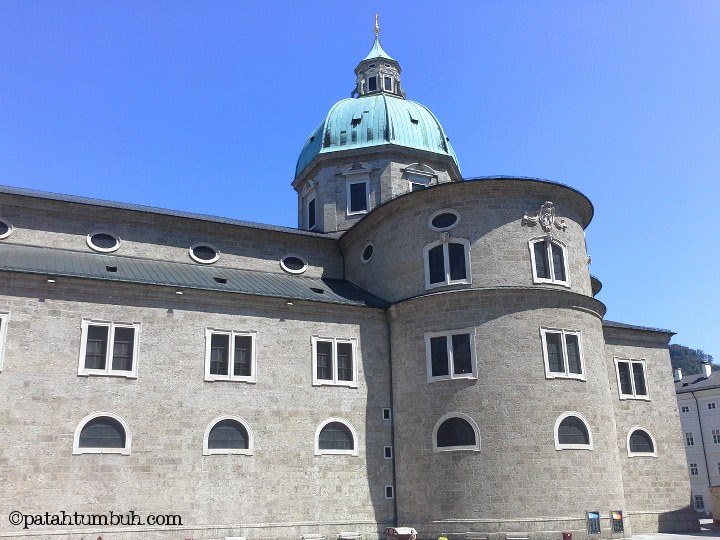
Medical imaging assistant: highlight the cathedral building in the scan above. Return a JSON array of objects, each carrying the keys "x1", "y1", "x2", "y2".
[{"x1": 0, "y1": 25, "x2": 698, "y2": 540}]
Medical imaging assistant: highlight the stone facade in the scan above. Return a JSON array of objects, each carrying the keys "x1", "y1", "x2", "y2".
[{"x1": 0, "y1": 30, "x2": 698, "y2": 540}]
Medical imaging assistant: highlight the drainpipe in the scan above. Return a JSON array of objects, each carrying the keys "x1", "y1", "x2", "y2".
[
  {"x1": 691, "y1": 391, "x2": 712, "y2": 504},
  {"x1": 386, "y1": 310, "x2": 398, "y2": 527}
]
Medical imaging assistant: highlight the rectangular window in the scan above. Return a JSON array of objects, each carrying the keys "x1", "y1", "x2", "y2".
[
  {"x1": 204, "y1": 329, "x2": 256, "y2": 382},
  {"x1": 686, "y1": 432, "x2": 695, "y2": 446},
  {"x1": 530, "y1": 238, "x2": 569, "y2": 286},
  {"x1": 347, "y1": 181, "x2": 369, "y2": 214},
  {"x1": 308, "y1": 197, "x2": 316, "y2": 230},
  {"x1": 614, "y1": 358, "x2": 649, "y2": 400},
  {"x1": 690, "y1": 463, "x2": 699, "y2": 476},
  {"x1": 384, "y1": 446, "x2": 393, "y2": 459},
  {"x1": 384, "y1": 485, "x2": 394, "y2": 499},
  {"x1": 540, "y1": 328, "x2": 585, "y2": 380},
  {"x1": 78, "y1": 320, "x2": 141, "y2": 378},
  {"x1": 312, "y1": 337, "x2": 358, "y2": 387},
  {"x1": 682, "y1": 405, "x2": 690, "y2": 413},
  {"x1": 424, "y1": 239, "x2": 471, "y2": 289},
  {"x1": 695, "y1": 495, "x2": 705, "y2": 510},
  {"x1": 0, "y1": 312, "x2": 8, "y2": 372},
  {"x1": 384, "y1": 76, "x2": 393, "y2": 91},
  {"x1": 368, "y1": 76, "x2": 378, "y2": 92},
  {"x1": 425, "y1": 329, "x2": 477, "y2": 382},
  {"x1": 382, "y1": 408, "x2": 392, "y2": 421},
  {"x1": 710, "y1": 403, "x2": 716, "y2": 410},
  {"x1": 713, "y1": 429, "x2": 720, "y2": 444}
]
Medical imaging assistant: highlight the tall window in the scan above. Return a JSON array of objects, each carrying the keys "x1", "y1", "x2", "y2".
[
  {"x1": 73, "y1": 413, "x2": 131, "y2": 455},
  {"x1": 203, "y1": 416, "x2": 253, "y2": 456},
  {"x1": 614, "y1": 358, "x2": 649, "y2": 400},
  {"x1": 690, "y1": 463, "x2": 699, "y2": 476},
  {"x1": 312, "y1": 337, "x2": 357, "y2": 387},
  {"x1": 694, "y1": 495, "x2": 705, "y2": 510},
  {"x1": 686, "y1": 432, "x2": 695, "y2": 446},
  {"x1": 555, "y1": 412, "x2": 593, "y2": 450},
  {"x1": 425, "y1": 329, "x2": 477, "y2": 382},
  {"x1": 315, "y1": 418, "x2": 358, "y2": 456},
  {"x1": 713, "y1": 429, "x2": 720, "y2": 444},
  {"x1": 628, "y1": 428, "x2": 656, "y2": 457},
  {"x1": 78, "y1": 320, "x2": 140, "y2": 378},
  {"x1": 529, "y1": 237, "x2": 569, "y2": 286},
  {"x1": 423, "y1": 238, "x2": 471, "y2": 289},
  {"x1": 0, "y1": 312, "x2": 8, "y2": 372},
  {"x1": 347, "y1": 180, "x2": 369, "y2": 214},
  {"x1": 540, "y1": 328, "x2": 585, "y2": 380},
  {"x1": 433, "y1": 413, "x2": 480, "y2": 452},
  {"x1": 307, "y1": 196, "x2": 316, "y2": 230},
  {"x1": 204, "y1": 330, "x2": 256, "y2": 383}
]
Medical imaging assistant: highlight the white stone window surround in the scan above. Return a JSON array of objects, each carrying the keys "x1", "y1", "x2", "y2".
[
  {"x1": 626, "y1": 426, "x2": 658, "y2": 458},
  {"x1": 346, "y1": 179, "x2": 370, "y2": 216},
  {"x1": 86, "y1": 229, "x2": 121, "y2": 253},
  {"x1": 384, "y1": 446, "x2": 393, "y2": 459},
  {"x1": 422, "y1": 236, "x2": 472, "y2": 290},
  {"x1": 73, "y1": 412, "x2": 132, "y2": 455},
  {"x1": 432, "y1": 412, "x2": 481, "y2": 453},
  {"x1": 613, "y1": 357, "x2": 650, "y2": 401},
  {"x1": 0, "y1": 312, "x2": 8, "y2": 372},
  {"x1": 314, "y1": 417, "x2": 359, "y2": 456},
  {"x1": 203, "y1": 415, "x2": 254, "y2": 456},
  {"x1": 528, "y1": 236, "x2": 571, "y2": 287},
  {"x1": 0, "y1": 216, "x2": 14, "y2": 240},
  {"x1": 424, "y1": 328, "x2": 478, "y2": 383},
  {"x1": 204, "y1": 329, "x2": 257, "y2": 383},
  {"x1": 77, "y1": 319, "x2": 141, "y2": 378},
  {"x1": 539, "y1": 327, "x2": 586, "y2": 381},
  {"x1": 341, "y1": 163, "x2": 372, "y2": 217},
  {"x1": 188, "y1": 242, "x2": 220, "y2": 265},
  {"x1": 279, "y1": 254, "x2": 309, "y2": 275},
  {"x1": 384, "y1": 485, "x2": 395, "y2": 499},
  {"x1": 360, "y1": 242, "x2": 374, "y2": 264},
  {"x1": 404, "y1": 163, "x2": 436, "y2": 189},
  {"x1": 554, "y1": 411, "x2": 594, "y2": 450},
  {"x1": 428, "y1": 208, "x2": 461, "y2": 232},
  {"x1": 311, "y1": 336, "x2": 358, "y2": 388}
]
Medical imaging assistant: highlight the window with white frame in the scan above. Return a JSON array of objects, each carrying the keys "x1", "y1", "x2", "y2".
[
  {"x1": 347, "y1": 180, "x2": 369, "y2": 215},
  {"x1": 312, "y1": 337, "x2": 357, "y2": 387},
  {"x1": 627, "y1": 428, "x2": 657, "y2": 457},
  {"x1": 694, "y1": 495, "x2": 705, "y2": 510},
  {"x1": 204, "y1": 329, "x2": 256, "y2": 383},
  {"x1": 423, "y1": 237, "x2": 471, "y2": 289},
  {"x1": 690, "y1": 463, "x2": 699, "y2": 476},
  {"x1": 314, "y1": 418, "x2": 358, "y2": 456},
  {"x1": 713, "y1": 429, "x2": 720, "y2": 444},
  {"x1": 540, "y1": 328, "x2": 585, "y2": 380},
  {"x1": 73, "y1": 412, "x2": 131, "y2": 455},
  {"x1": 686, "y1": 432, "x2": 695, "y2": 446},
  {"x1": 78, "y1": 320, "x2": 140, "y2": 378},
  {"x1": 614, "y1": 358, "x2": 648, "y2": 400},
  {"x1": 432, "y1": 413, "x2": 481, "y2": 452},
  {"x1": 529, "y1": 236, "x2": 570, "y2": 286},
  {"x1": 0, "y1": 312, "x2": 8, "y2": 372},
  {"x1": 425, "y1": 329, "x2": 477, "y2": 382},
  {"x1": 203, "y1": 416, "x2": 253, "y2": 456},
  {"x1": 554, "y1": 412, "x2": 593, "y2": 450}
]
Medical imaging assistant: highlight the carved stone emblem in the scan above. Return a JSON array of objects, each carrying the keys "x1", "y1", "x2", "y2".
[{"x1": 522, "y1": 201, "x2": 567, "y2": 232}]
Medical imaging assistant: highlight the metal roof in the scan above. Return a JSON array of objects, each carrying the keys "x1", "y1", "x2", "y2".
[
  {"x1": 0, "y1": 184, "x2": 338, "y2": 240},
  {"x1": 602, "y1": 319, "x2": 674, "y2": 335},
  {"x1": 360, "y1": 36, "x2": 395, "y2": 62},
  {"x1": 675, "y1": 370, "x2": 720, "y2": 394},
  {"x1": 0, "y1": 244, "x2": 388, "y2": 309}
]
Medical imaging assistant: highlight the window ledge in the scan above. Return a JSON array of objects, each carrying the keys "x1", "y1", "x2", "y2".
[
  {"x1": 428, "y1": 375, "x2": 478, "y2": 383},
  {"x1": 545, "y1": 373, "x2": 586, "y2": 381},
  {"x1": 433, "y1": 446, "x2": 481, "y2": 453},
  {"x1": 205, "y1": 377, "x2": 257, "y2": 383},
  {"x1": 78, "y1": 371, "x2": 137, "y2": 379},
  {"x1": 619, "y1": 395, "x2": 651, "y2": 401},
  {"x1": 73, "y1": 448, "x2": 131, "y2": 456},
  {"x1": 203, "y1": 449, "x2": 253, "y2": 456},
  {"x1": 312, "y1": 381, "x2": 358, "y2": 389}
]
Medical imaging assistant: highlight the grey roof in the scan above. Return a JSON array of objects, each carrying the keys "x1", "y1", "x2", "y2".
[
  {"x1": 0, "y1": 244, "x2": 388, "y2": 309},
  {"x1": 675, "y1": 370, "x2": 720, "y2": 394},
  {"x1": 602, "y1": 319, "x2": 674, "y2": 335},
  {"x1": 0, "y1": 184, "x2": 339, "y2": 240}
]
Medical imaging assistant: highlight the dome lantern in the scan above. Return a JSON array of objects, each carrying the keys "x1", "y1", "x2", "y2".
[{"x1": 352, "y1": 15, "x2": 405, "y2": 99}]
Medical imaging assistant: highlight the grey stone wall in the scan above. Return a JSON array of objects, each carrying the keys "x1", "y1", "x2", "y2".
[
  {"x1": 603, "y1": 326, "x2": 698, "y2": 533},
  {"x1": 0, "y1": 274, "x2": 393, "y2": 539}
]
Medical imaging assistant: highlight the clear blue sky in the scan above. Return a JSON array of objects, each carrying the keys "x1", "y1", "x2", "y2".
[{"x1": 1, "y1": 1, "x2": 718, "y2": 360}]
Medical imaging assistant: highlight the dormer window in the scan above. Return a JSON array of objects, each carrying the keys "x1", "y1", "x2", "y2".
[{"x1": 368, "y1": 76, "x2": 378, "y2": 92}]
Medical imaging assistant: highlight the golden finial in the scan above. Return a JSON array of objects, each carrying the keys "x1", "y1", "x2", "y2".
[{"x1": 374, "y1": 14, "x2": 380, "y2": 37}]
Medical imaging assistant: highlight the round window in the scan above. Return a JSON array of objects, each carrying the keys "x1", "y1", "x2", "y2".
[
  {"x1": 280, "y1": 255, "x2": 307, "y2": 274},
  {"x1": 189, "y1": 243, "x2": 220, "y2": 264},
  {"x1": 87, "y1": 231, "x2": 121, "y2": 253},
  {"x1": 428, "y1": 209, "x2": 460, "y2": 231},
  {"x1": 361, "y1": 243, "x2": 374, "y2": 264},
  {"x1": 0, "y1": 218, "x2": 12, "y2": 240}
]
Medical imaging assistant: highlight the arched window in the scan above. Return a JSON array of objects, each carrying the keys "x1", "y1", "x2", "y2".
[
  {"x1": 529, "y1": 237, "x2": 570, "y2": 286},
  {"x1": 73, "y1": 413, "x2": 131, "y2": 455},
  {"x1": 423, "y1": 237, "x2": 471, "y2": 289},
  {"x1": 554, "y1": 412, "x2": 593, "y2": 450},
  {"x1": 627, "y1": 428, "x2": 657, "y2": 457},
  {"x1": 432, "y1": 413, "x2": 481, "y2": 452},
  {"x1": 315, "y1": 418, "x2": 358, "y2": 456},
  {"x1": 203, "y1": 416, "x2": 253, "y2": 455}
]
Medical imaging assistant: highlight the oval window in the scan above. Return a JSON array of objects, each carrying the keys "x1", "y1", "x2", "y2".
[
  {"x1": 87, "y1": 231, "x2": 120, "y2": 253},
  {"x1": 189, "y1": 243, "x2": 220, "y2": 264},
  {"x1": 429, "y1": 209, "x2": 460, "y2": 231},
  {"x1": 0, "y1": 218, "x2": 12, "y2": 240},
  {"x1": 361, "y1": 243, "x2": 374, "y2": 264},
  {"x1": 280, "y1": 255, "x2": 307, "y2": 274}
]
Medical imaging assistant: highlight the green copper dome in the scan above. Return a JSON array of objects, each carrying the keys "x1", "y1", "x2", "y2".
[{"x1": 295, "y1": 94, "x2": 460, "y2": 177}]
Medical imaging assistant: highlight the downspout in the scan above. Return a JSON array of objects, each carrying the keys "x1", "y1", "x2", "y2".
[
  {"x1": 387, "y1": 309, "x2": 398, "y2": 527},
  {"x1": 691, "y1": 391, "x2": 712, "y2": 501}
]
